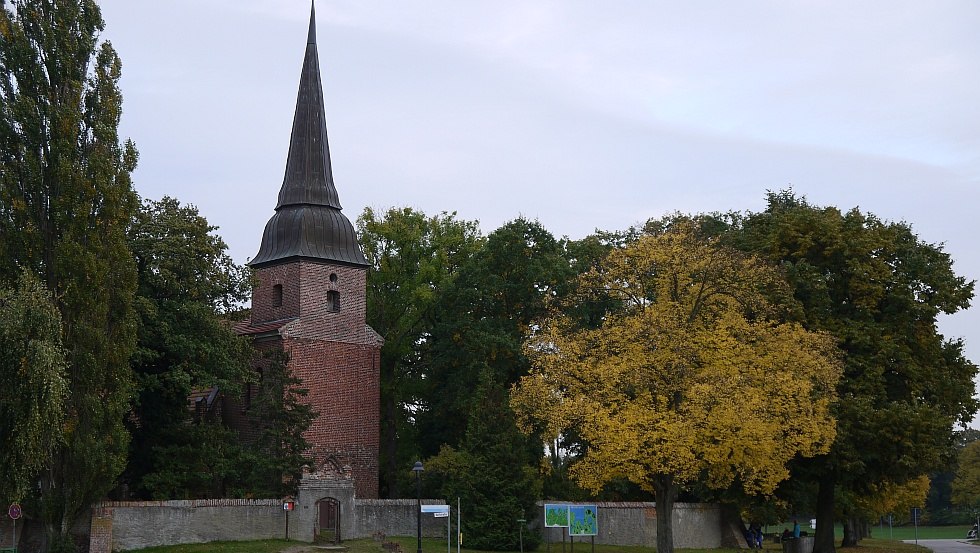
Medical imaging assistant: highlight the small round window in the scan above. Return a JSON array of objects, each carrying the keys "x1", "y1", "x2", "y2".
[{"x1": 329, "y1": 273, "x2": 338, "y2": 283}]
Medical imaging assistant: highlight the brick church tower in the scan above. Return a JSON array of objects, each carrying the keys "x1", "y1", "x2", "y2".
[{"x1": 235, "y1": 4, "x2": 381, "y2": 499}]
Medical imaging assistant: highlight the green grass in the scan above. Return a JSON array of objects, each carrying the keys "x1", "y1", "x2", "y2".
[
  {"x1": 124, "y1": 529, "x2": 963, "y2": 553},
  {"x1": 865, "y1": 524, "x2": 973, "y2": 540}
]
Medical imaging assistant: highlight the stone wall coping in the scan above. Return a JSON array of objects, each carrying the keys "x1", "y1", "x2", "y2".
[
  {"x1": 535, "y1": 501, "x2": 715, "y2": 508},
  {"x1": 355, "y1": 499, "x2": 447, "y2": 506},
  {"x1": 96, "y1": 499, "x2": 282, "y2": 508}
]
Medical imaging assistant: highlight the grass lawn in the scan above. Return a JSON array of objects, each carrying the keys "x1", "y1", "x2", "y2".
[
  {"x1": 864, "y1": 525, "x2": 973, "y2": 541},
  {"x1": 125, "y1": 532, "x2": 951, "y2": 553}
]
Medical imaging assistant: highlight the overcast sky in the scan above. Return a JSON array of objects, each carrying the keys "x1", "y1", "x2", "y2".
[{"x1": 96, "y1": 0, "x2": 980, "y2": 422}]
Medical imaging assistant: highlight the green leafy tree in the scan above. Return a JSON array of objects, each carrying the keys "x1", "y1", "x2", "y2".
[
  {"x1": 246, "y1": 349, "x2": 317, "y2": 497},
  {"x1": 732, "y1": 191, "x2": 978, "y2": 553},
  {"x1": 0, "y1": 271, "x2": 68, "y2": 503},
  {"x1": 124, "y1": 197, "x2": 252, "y2": 498},
  {"x1": 140, "y1": 421, "x2": 250, "y2": 500},
  {"x1": 512, "y1": 221, "x2": 842, "y2": 553},
  {"x1": 0, "y1": 0, "x2": 139, "y2": 546},
  {"x1": 420, "y1": 218, "x2": 574, "y2": 457},
  {"x1": 426, "y1": 372, "x2": 542, "y2": 551},
  {"x1": 357, "y1": 206, "x2": 482, "y2": 497}
]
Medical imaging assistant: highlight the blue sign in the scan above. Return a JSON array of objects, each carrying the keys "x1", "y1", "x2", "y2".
[{"x1": 569, "y1": 505, "x2": 598, "y2": 536}]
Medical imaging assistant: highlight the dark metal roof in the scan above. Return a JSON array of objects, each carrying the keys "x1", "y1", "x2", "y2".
[{"x1": 250, "y1": 2, "x2": 367, "y2": 268}]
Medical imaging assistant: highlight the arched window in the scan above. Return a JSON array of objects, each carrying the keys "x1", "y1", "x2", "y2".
[
  {"x1": 272, "y1": 284, "x2": 283, "y2": 307},
  {"x1": 327, "y1": 290, "x2": 340, "y2": 312}
]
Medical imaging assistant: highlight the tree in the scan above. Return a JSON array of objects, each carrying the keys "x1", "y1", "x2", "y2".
[
  {"x1": 420, "y1": 218, "x2": 574, "y2": 456},
  {"x1": 246, "y1": 349, "x2": 317, "y2": 497},
  {"x1": 357, "y1": 206, "x2": 482, "y2": 497},
  {"x1": 849, "y1": 475, "x2": 930, "y2": 528},
  {"x1": 733, "y1": 192, "x2": 978, "y2": 553},
  {"x1": 425, "y1": 372, "x2": 542, "y2": 551},
  {"x1": 0, "y1": 1, "x2": 139, "y2": 547},
  {"x1": 512, "y1": 221, "x2": 842, "y2": 553},
  {"x1": 952, "y1": 441, "x2": 980, "y2": 512},
  {"x1": 124, "y1": 197, "x2": 252, "y2": 498},
  {"x1": 927, "y1": 429, "x2": 980, "y2": 524},
  {"x1": 0, "y1": 271, "x2": 68, "y2": 503},
  {"x1": 139, "y1": 421, "x2": 250, "y2": 500}
]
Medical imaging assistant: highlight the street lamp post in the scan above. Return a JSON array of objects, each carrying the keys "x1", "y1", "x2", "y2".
[{"x1": 413, "y1": 461, "x2": 424, "y2": 553}]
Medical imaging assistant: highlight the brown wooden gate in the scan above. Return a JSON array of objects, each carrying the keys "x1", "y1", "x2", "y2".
[{"x1": 315, "y1": 497, "x2": 341, "y2": 544}]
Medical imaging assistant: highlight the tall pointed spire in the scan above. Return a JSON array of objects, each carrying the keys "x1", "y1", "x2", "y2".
[
  {"x1": 250, "y1": 2, "x2": 367, "y2": 268},
  {"x1": 308, "y1": 1, "x2": 317, "y2": 45}
]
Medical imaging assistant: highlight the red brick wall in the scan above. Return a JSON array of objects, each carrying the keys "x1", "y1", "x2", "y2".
[
  {"x1": 284, "y1": 337, "x2": 380, "y2": 499},
  {"x1": 239, "y1": 259, "x2": 381, "y2": 499},
  {"x1": 251, "y1": 263, "x2": 301, "y2": 323},
  {"x1": 252, "y1": 262, "x2": 368, "y2": 336}
]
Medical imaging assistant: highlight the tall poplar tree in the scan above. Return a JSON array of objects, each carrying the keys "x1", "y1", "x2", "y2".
[{"x1": 0, "y1": 0, "x2": 139, "y2": 547}]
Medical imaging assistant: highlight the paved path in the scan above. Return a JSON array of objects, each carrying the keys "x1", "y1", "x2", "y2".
[{"x1": 905, "y1": 539, "x2": 979, "y2": 553}]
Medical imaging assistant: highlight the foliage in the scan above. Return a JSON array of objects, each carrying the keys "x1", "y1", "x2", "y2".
[
  {"x1": 0, "y1": 0, "x2": 140, "y2": 542},
  {"x1": 245, "y1": 349, "x2": 317, "y2": 497},
  {"x1": 131, "y1": 350, "x2": 314, "y2": 500},
  {"x1": 426, "y1": 373, "x2": 542, "y2": 551},
  {"x1": 512, "y1": 221, "x2": 842, "y2": 553},
  {"x1": 0, "y1": 271, "x2": 69, "y2": 502},
  {"x1": 125, "y1": 197, "x2": 253, "y2": 497},
  {"x1": 952, "y1": 441, "x2": 980, "y2": 510},
  {"x1": 927, "y1": 429, "x2": 980, "y2": 524},
  {"x1": 850, "y1": 476, "x2": 931, "y2": 523},
  {"x1": 357, "y1": 206, "x2": 482, "y2": 497},
  {"x1": 140, "y1": 421, "x2": 250, "y2": 500},
  {"x1": 420, "y1": 218, "x2": 574, "y2": 457},
  {"x1": 732, "y1": 191, "x2": 978, "y2": 553}
]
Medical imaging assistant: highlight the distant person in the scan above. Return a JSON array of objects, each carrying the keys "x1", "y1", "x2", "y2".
[
  {"x1": 782, "y1": 528, "x2": 792, "y2": 541},
  {"x1": 793, "y1": 520, "x2": 801, "y2": 539}
]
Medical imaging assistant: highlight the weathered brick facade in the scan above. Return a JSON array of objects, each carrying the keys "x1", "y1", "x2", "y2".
[{"x1": 235, "y1": 261, "x2": 382, "y2": 499}]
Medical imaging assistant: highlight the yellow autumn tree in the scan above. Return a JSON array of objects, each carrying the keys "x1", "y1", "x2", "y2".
[
  {"x1": 512, "y1": 221, "x2": 842, "y2": 553},
  {"x1": 851, "y1": 476, "x2": 930, "y2": 525},
  {"x1": 952, "y1": 440, "x2": 980, "y2": 510}
]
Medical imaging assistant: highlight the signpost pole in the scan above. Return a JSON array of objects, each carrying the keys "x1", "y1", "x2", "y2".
[
  {"x1": 911, "y1": 507, "x2": 920, "y2": 545},
  {"x1": 8, "y1": 503, "x2": 22, "y2": 553}
]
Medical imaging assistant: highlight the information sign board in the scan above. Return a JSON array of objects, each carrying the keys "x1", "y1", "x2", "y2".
[
  {"x1": 544, "y1": 504, "x2": 570, "y2": 527},
  {"x1": 569, "y1": 505, "x2": 598, "y2": 536}
]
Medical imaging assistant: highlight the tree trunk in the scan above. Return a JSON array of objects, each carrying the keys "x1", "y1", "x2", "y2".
[
  {"x1": 813, "y1": 473, "x2": 837, "y2": 553},
  {"x1": 841, "y1": 517, "x2": 858, "y2": 547},
  {"x1": 653, "y1": 474, "x2": 679, "y2": 553}
]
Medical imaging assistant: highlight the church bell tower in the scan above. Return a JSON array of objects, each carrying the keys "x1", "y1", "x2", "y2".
[{"x1": 235, "y1": 2, "x2": 381, "y2": 499}]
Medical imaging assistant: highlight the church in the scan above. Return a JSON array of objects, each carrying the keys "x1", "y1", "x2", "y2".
[{"x1": 232, "y1": 2, "x2": 382, "y2": 501}]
